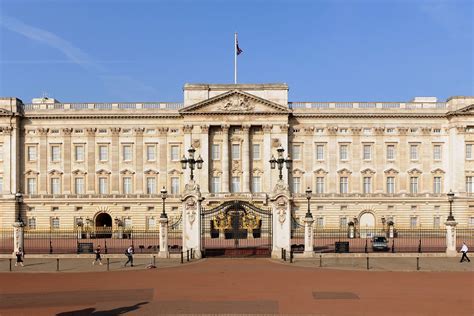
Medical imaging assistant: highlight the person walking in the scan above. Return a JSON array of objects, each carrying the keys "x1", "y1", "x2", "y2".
[
  {"x1": 124, "y1": 245, "x2": 134, "y2": 267},
  {"x1": 92, "y1": 245, "x2": 103, "y2": 265},
  {"x1": 15, "y1": 247, "x2": 24, "y2": 267},
  {"x1": 460, "y1": 242, "x2": 471, "y2": 263}
]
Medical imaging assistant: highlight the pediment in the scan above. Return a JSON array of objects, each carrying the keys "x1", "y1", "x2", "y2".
[
  {"x1": 448, "y1": 104, "x2": 474, "y2": 116},
  {"x1": 179, "y1": 90, "x2": 289, "y2": 114}
]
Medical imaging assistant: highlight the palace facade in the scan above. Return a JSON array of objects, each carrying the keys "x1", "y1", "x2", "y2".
[{"x1": 0, "y1": 83, "x2": 473, "y2": 230}]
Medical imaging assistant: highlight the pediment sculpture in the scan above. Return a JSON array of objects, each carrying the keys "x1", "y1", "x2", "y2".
[{"x1": 217, "y1": 95, "x2": 254, "y2": 112}]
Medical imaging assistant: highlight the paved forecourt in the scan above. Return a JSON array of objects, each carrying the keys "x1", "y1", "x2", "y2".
[{"x1": 0, "y1": 258, "x2": 473, "y2": 315}]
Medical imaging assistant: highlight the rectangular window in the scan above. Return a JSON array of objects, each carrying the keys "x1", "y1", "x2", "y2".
[
  {"x1": 340, "y1": 177, "x2": 348, "y2": 194},
  {"x1": 466, "y1": 176, "x2": 474, "y2": 193},
  {"x1": 466, "y1": 144, "x2": 473, "y2": 159},
  {"x1": 146, "y1": 177, "x2": 156, "y2": 194},
  {"x1": 410, "y1": 145, "x2": 418, "y2": 160},
  {"x1": 433, "y1": 145, "x2": 442, "y2": 160},
  {"x1": 171, "y1": 177, "x2": 180, "y2": 194},
  {"x1": 340, "y1": 144, "x2": 348, "y2": 160},
  {"x1": 99, "y1": 145, "x2": 108, "y2": 161},
  {"x1": 292, "y1": 145, "x2": 301, "y2": 160},
  {"x1": 75, "y1": 177, "x2": 84, "y2": 194},
  {"x1": 51, "y1": 178, "x2": 60, "y2": 194},
  {"x1": 231, "y1": 176, "x2": 240, "y2": 193},
  {"x1": 433, "y1": 216, "x2": 440, "y2": 228},
  {"x1": 0, "y1": 144, "x2": 3, "y2": 161},
  {"x1": 27, "y1": 178, "x2": 37, "y2": 194},
  {"x1": 124, "y1": 218, "x2": 132, "y2": 229},
  {"x1": 73, "y1": 145, "x2": 84, "y2": 162},
  {"x1": 339, "y1": 217, "x2": 347, "y2": 228},
  {"x1": 27, "y1": 146, "x2": 37, "y2": 161},
  {"x1": 410, "y1": 177, "x2": 418, "y2": 194},
  {"x1": 211, "y1": 144, "x2": 220, "y2": 160},
  {"x1": 252, "y1": 176, "x2": 261, "y2": 193},
  {"x1": 386, "y1": 177, "x2": 395, "y2": 194},
  {"x1": 51, "y1": 145, "x2": 61, "y2": 162},
  {"x1": 123, "y1": 177, "x2": 132, "y2": 194},
  {"x1": 316, "y1": 217, "x2": 324, "y2": 228},
  {"x1": 292, "y1": 177, "x2": 301, "y2": 193},
  {"x1": 231, "y1": 144, "x2": 240, "y2": 160},
  {"x1": 316, "y1": 145, "x2": 324, "y2": 160},
  {"x1": 363, "y1": 177, "x2": 371, "y2": 194},
  {"x1": 252, "y1": 144, "x2": 261, "y2": 160},
  {"x1": 28, "y1": 217, "x2": 36, "y2": 229},
  {"x1": 316, "y1": 177, "x2": 324, "y2": 194},
  {"x1": 146, "y1": 145, "x2": 156, "y2": 161},
  {"x1": 410, "y1": 216, "x2": 418, "y2": 229},
  {"x1": 211, "y1": 176, "x2": 221, "y2": 193},
  {"x1": 0, "y1": 177, "x2": 2, "y2": 192},
  {"x1": 386, "y1": 145, "x2": 395, "y2": 160},
  {"x1": 170, "y1": 145, "x2": 180, "y2": 161},
  {"x1": 147, "y1": 217, "x2": 156, "y2": 229},
  {"x1": 99, "y1": 177, "x2": 108, "y2": 194},
  {"x1": 469, "y1": 216, "x2": 474, "y2": 227},
  {"x1": 433, "y1": 176, "x2": 442, "y2": 194},
  {"x1": 123, "y1": 145, "x2": 132, "y2": 161},
  {"x1": 52, "y1": 218, "x2": 60, "y2": 229},
  {"x1": 363, "y1": 145, "x2": 371, "y2": 160}
]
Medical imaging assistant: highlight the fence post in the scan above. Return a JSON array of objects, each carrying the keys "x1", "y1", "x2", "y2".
[
  {"x1": 159, "y1": 217, "x2": 169, "y2": 258},
  {"x1": 304, "y1": 215, "x2": 315, "y2": 257},
  {"x1": 418, "y1": 239, "x2": 422, "y2": 253},
  {"x1": 391, "y1": 239, "x2": 395, "y2": 253},
  {"x1": 187, "y1": 250, "x2": 190, "y2": 262},
  {"x1": 180, "y1": 251, "x2": 184, "y2": 264},
  {"x1": 104, "y1": 239, "x2": 108, "y2": 254},
  {"x1": 445, "y1": 220, "x2": 457, "y2": 257}
]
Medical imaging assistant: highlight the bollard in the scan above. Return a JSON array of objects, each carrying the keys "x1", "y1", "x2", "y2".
[
  {"x1": 290, "y1": 250, "x2": 293, "y2": 263},
  {"x1": 417, "y1": 257, "x2": 420, "y2": 271},
  {"x1": 319, "y1": 254, "x2": 322, "y2": 267},
  {"x1": 187, "y1": 250, "x2": 190, "y2": 262},
  {"x1": 190, "y1": 249, "x2": 194, "y2": 260},
  {"x1": 180, "y1": 252, "x2": 184, "y2": 264},
  {"x1": 107, "y1": 258, "x2": 110, "y2": 271},
  {"x1": 281, "y1": 248, "x2": 284, "y2": 260},
  {"x1": 365, "y1": 239, "x2": 368, "y2": 254},
  {"x1": 366, "y1": 256, "x2": 369, "y2": 270},
  {"x1": 418, "y1": 239, "x2": 422, "y2": 253},
  {"x1": 153, "y1": 255, "x2": 156, "y2": 266},
  {"x1": 56, "y1": 258, "x2": 59, "y2": 271},
  {"x1": 9, "y1": 258, "x2": 12, "y2": 271},
  {"x1": 392, "y1": 239, "x2": 395, "y2": 253},
  {"x1": 283, "y1": 249, "x2": 286, "y2": 262}
]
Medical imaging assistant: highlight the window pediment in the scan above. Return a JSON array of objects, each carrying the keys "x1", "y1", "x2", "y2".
[
  {"x1": 292, "y1": 168, "x2": 305, "y2": 176},
  {"x1": 72, "y1": 169, "x2": 87, "y2": 175},
  {"x1": 168, "y1": 168, "x2": 183, "y2": 175},
  {"x1": 211, "y1": 168, "x2": 222, "y2": 176},
  {"x1": 407, "y1": 168, "x2": 422, "y2": 175},
  {"x1": 431, "y1": 168, "x2": 445, "y2": 175},
  {"x1": 360, "y1": 168, "x2": 376, "y2": 176},
  {"x1": 384, "y1": 168, "x2": 399, "y2": 175},
  {"x1": 144, "y1": 169, "x2": 159, "y2": 175},
  {"x1": 313, "y1": 168, "x2": 328, "y2": 175},
  {"x1": 96, "y1": 169, "x2": 111, "y2": 175},
  {"x1": 120, "y1": 169, "x2": 136, "y2": 175},
  {"x1": 252, "y1": 168, "x2": 264, "y2": 176},
  {"x1": 24, "y1": 169, "x2": 39, "y2": 176},
  {"x1": 48, "y1": 169, "x2": 63, "y2": 175},
  {"x1": 337, "y1": 168, "x2": 352, "y2": 175}
]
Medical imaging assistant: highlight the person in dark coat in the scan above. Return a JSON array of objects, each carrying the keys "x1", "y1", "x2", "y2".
[{"x1": 15, "y1": 247, "x2": 24, "y2": 267}]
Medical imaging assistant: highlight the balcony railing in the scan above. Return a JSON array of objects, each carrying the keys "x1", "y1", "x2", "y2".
[
  {"x1": 22, "y1": 102, "x2": 184, "y2": 112},
  {"x1": 288, "y1": 102, "x2": 447, "y2": 110}
]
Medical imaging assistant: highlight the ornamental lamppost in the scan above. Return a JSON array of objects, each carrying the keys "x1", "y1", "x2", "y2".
[
  {"x1": 15, "y1": 191, "x2": 24, "y2": 225},
  {"x1": 160, "y1": 186, "x2": 168, "y2": 219},
  {"x1": 269, "y1": 146, "x2": 292, "y2": 180},
  {"x1": 180, "y1": 146, "x2": 204, "y2": 182},
  {"x1": 447, "y1": 190, "x2": 455, "y2": 221},
  {"x1": 305, "y1": 187, "x2": 313, "y2": 219}
]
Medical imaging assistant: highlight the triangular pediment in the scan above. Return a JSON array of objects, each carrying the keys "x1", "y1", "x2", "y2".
[
  {"x1": 447, "y1": 104, "x2": 474, "y2": 116},
  {"x1": 179, "y1": 90, "x2": 289, "y2": 114}
]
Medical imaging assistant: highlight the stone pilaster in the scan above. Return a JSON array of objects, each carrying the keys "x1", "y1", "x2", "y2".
[
  {"x1": 38, "y1": 128, "x2": 49, "y2": 194},
  {"x1": 271, "y1": 182, "x2": 291, "y2": 258},
  {"x1": 111, "y1": 128, "x2": 120, "y2": 193},
  {"x1": 351, "y1": 127, "x2": 362, "y2": 193},
  {"x1": 398, "y1": 127, "x2": 408, "y2": 192},
  {"x1": 135, "y1": 128, "x2": 145, "y2": 194},
  {"x1": 221, "y1": 125, "x2": 230, "y2": 192},
  {"x1": 12, "y1": 221, "x2": 24, "y2": 254},
  {"x1": 182, "y1": 181, "x2": 203, "y2": 258},
  {"x1": 445, "y1": 220, "x2": 457, "y2": 257},
  {"x1": 63, "y1": 128, "x2": 73, "y2": 194},
  {"x1": 263, "y1": 124, "x2": 273, "y2": 193},
  {"x1": 374, "y1": 127, "x2": 384, "y2": 193},
  {"x1": 304, "y1": 215, "x2": 314, "y2": 257},
  {"x1": 242, "y1": 124, "x2": 250, "y2": 192},
  {"x1": 200, "y1": 125, "x2": 210, "y2": 193},
  {"x1": 157, "y1": 127, "x2": 168, "y2": 190},
  {"x1": 303, "y1": 126, "x2": 314, "y2": 189},
  {"x1": 327, "y1": 127, "x2": 337, "y2": 193},
  {"x1": 86, "y1": 128, "x2": 96, "y2": 193},
  {"x1": 158, "y1": 217, "x2": 169, "y2": 258}
]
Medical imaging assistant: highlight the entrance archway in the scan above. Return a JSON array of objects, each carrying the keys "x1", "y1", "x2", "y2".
[
  {"x1": 95, "y1": 213, "x2": 112, "y2": 238},
  {"x1": 359, "y1": 212, "x2": 375, "y2": 238}
]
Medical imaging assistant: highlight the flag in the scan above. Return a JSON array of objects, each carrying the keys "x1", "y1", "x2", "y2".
[{"x1": 236, "y1": 39, "x2": 243, "y2": 55}]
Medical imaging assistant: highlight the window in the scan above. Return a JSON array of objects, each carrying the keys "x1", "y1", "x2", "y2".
[
  {"x1": 466, "y1": 176, "x2": 474, "y2": 193},
  {"x1": 316, "y1": 217, "x2": 324, "y2": 227},
  {"x1": 27, "y1": 146, "x2": 37, "y2": 161},
  {"x1": 124, "y1": 218, "x2": 132, "y2": 229},
  {"x1": 433, "y1": 176, "x2": 442, "y2": 194},
  {"x1": 123, "y1": 145, "x2": 132, "y2": 161},
  {"x1": 0, "y1": 177, "x2": 3, "y2": 192},
  {"x1": 433, "y1": 145, "x2": 442, "y2": 160},
  {"x1": 231, "y1": 144, "x2": 240, "y2": 160},
  {"x1": 52, "y1": 218, "x2": 60, "y2": 229},
  {"x1": 316, "y1": 145, "x2": 324, "y2": 160},
  {"x1": 146, "y1": 177, "x2": 156, "y2": 194},
  {"x1": 211, "y1": 144, "x2": 220, "y2": 160},
  {"x1": 51, "y1": 178, "x2": 60, "y2": 194},
  {"x1": 339, "y1": 217, "x2": 347, "y2": 228},
  {"x1": 170, "y1": 145, "x2": 179, "y2": 161},
  {"x1": 52, "y1": 207, "x2": 59, "y2": 212},
  {"x1": 123, "y1": 177, "x2": 132, "y2": 194},
  {"x1": 99, "y1": 145, "x2": 108, "y2": 161},
  {"x1": 231, "y1": 176, "x2": 240, "y2": 192},
  {"x1": 292, "y1": 145, "x2": 301, "y2": 160},
  {"x1": 75, "y1": 207, "x2": 82, "y2": 212},
  {"x1": 0, "y1": 144, "x2": 3, "y2": 160},
  {"x1": 171, "y1": 177, "x2": 180, "y2": 194},
  {"x1": 433, "y1": 216, "x2": 440, "y2": 228},
  {"x1": 386, "y1": 145, "x2": 395, "y2": 160},
  {"x1": 410, "y1": 216, "x2": 418, "y2": 228},
  {"x1": 363, "y1": 145, "x2": 371, "y2": 160},
  {"x1": 75, "y1": 145, "x2": 85, "y2": 161},
  {"x1": 410, "y1": 145, "x2": 418, "y2": 160},
  {"x1": 469, "y1": 217, "x2": 474, "y2": 227},
  {"x1": 27, "y1": 178, "x2": 37, "y2": 194},
  {"x1": 339, "y1": 144, "x2": 348, "y2": 160},
  {"x1": 252, "y1": 144, "x2": 261, "y2": 160},
  {"x1": 146, "y1": 145, "x2": 156, "y2": 161},
  {"x1": 316, "y1": 177, "x2": 324, "y2": 194},
  {"x1": 386, "y1": 177, "x2": 395, "y2": 194},
  {"x1": 147, "y1": 207, "x2": 154, "y2": 212},
  {"x1": 99, "y1": 177, "x2": 108, "y2": 194},
  {"x1": 292, "y1": 177, "x2": 301, "y2": 193},
  {"x1": 211, "y1": 176, "x2": 221, "y2": 193},
  {"x1": 363, "y1": 177, "x2": 371, "y2": 194},
  {"x1": 466, "y1": 144, "x2": 473, "y2": 159},
  {"x1": 410, "y1": 177, "x2": 418, "y2": 194},
  {"x1": 75, "y1": 177, "x2": 84, "y2": 194},
  {"x1": 28, "y1": 217, "x2": 36, "y2": 229},
  {"x1": 252, "y1": 176, "x2": 261, "y2": 193},
  {"x1": 340, "y1": 177, "x2": 348, "y2": 194},
  {"x1": 51, "y1": 145, "x2": 61, "y2": 162},
  {"x1": 147, "y1": 217, "x2": 156, "y2": 229}
]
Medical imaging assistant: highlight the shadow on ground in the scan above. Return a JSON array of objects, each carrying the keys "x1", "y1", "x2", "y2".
[{"x1": 56, "y1": 301, "x2": 148, "y2": 315}]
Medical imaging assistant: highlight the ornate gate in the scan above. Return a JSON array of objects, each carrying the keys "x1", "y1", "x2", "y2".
[{"x1": 201, "y1": 201, "x2": 272, "y2": 257}]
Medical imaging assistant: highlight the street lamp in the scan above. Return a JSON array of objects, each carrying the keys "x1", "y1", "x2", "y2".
[
  {"x1": 160, "y1": 186, "x2": 168, "y2": 219},
  {"x1": 447, "y1": 190, "x2": 455, "y2": 221},
  {"x1": 269, "y1": 146, "x2": 292, "y2": 180},
  {"x1": 15, "y1": 191, "x2": 24, "y2": 225},
  {"x1": 180, "y1": 146, "x2": 204, "y2": 181},
  {"x1": 305, "y1": 187, "x2": 313, "y2": 219}
]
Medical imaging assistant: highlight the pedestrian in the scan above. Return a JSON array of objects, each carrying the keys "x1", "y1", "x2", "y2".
[
  {"x1": 460, "y1": 242, "x2": 471, "y2": 263},
  {"x1": 124, "y1": 245, "x2": 134, "y2": 267},
  {"x1": 92, "y1": 245, "x2": 103, "y2": 265},
  {"x1": 15, "y1": 247, "x2": 24, "y2": 267}
]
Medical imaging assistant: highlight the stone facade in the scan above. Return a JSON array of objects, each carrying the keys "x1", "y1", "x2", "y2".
[{"x1": 0, "y1": 83, "x2": 473, "y2": 230}]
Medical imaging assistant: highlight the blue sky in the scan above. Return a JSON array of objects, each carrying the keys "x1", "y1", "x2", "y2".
[{"x1": 0, "y1": 0, "x2": 472, "y2": 103}]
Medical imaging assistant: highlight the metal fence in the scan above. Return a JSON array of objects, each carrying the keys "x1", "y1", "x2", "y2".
[
  {"x1": 168, "y1": 215, "x2": 183, "y2": 254},
  {"x1": 0, "y1": 229, "x2": 13, "y2": 254}
]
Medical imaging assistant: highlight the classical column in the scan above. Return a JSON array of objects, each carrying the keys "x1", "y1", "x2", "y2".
[
  {"x1": 200, "y1": 125, "x2": 210, "y2": 193},
  {"x1": 374, "y1": 127, "x2": 385, "y2": 193},
  {"x1": 86, "y1": 128, "x2": 97, "y2": 193},
  {"x1": 158, "y1": 217, "x2": 169, "y2": 258},
  {"x1": 398, "y1": 128, "x2": 408, "y2": 192},
  {"x1": 263, "y1": 124, "x2": 273, "y2": 193},
  {"x1": 242, "y1": 124, "x2": 250, "y2": 192},
  {"x1": 221, "y1": 125, "x2": 230, "y2": 192},
  {"x1": 351, "y1": 128, "x2": 362, "y2": 193},
  {"x1": 63, "y1": 128, "x2": 73, "y2": 194},
  {"x1": 38, "y1": 128, "x2": 49, "y2": 194},
  {"x1": 327, "y1": 127, "x2": 338, "y2": 193},
  {"x1": 157, "y1": 127, "x2": 168, "y2": 190},
  {"x1": 303, "y1": 126, "x2": 314, "y2": 189},
  {"x1": 135, "y1": 128, "x2": 145, "y2": 194},
  {"x1": 111, "y1": 128, "x2": 120, "y2": 193},
  {"x1": 3, "y1": 127, "x2": 13, "y2": 195}
]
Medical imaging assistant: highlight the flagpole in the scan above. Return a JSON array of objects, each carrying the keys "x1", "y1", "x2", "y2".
[{"x1": 234, "y1": 32, "x2": 237, "y2": 84}]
